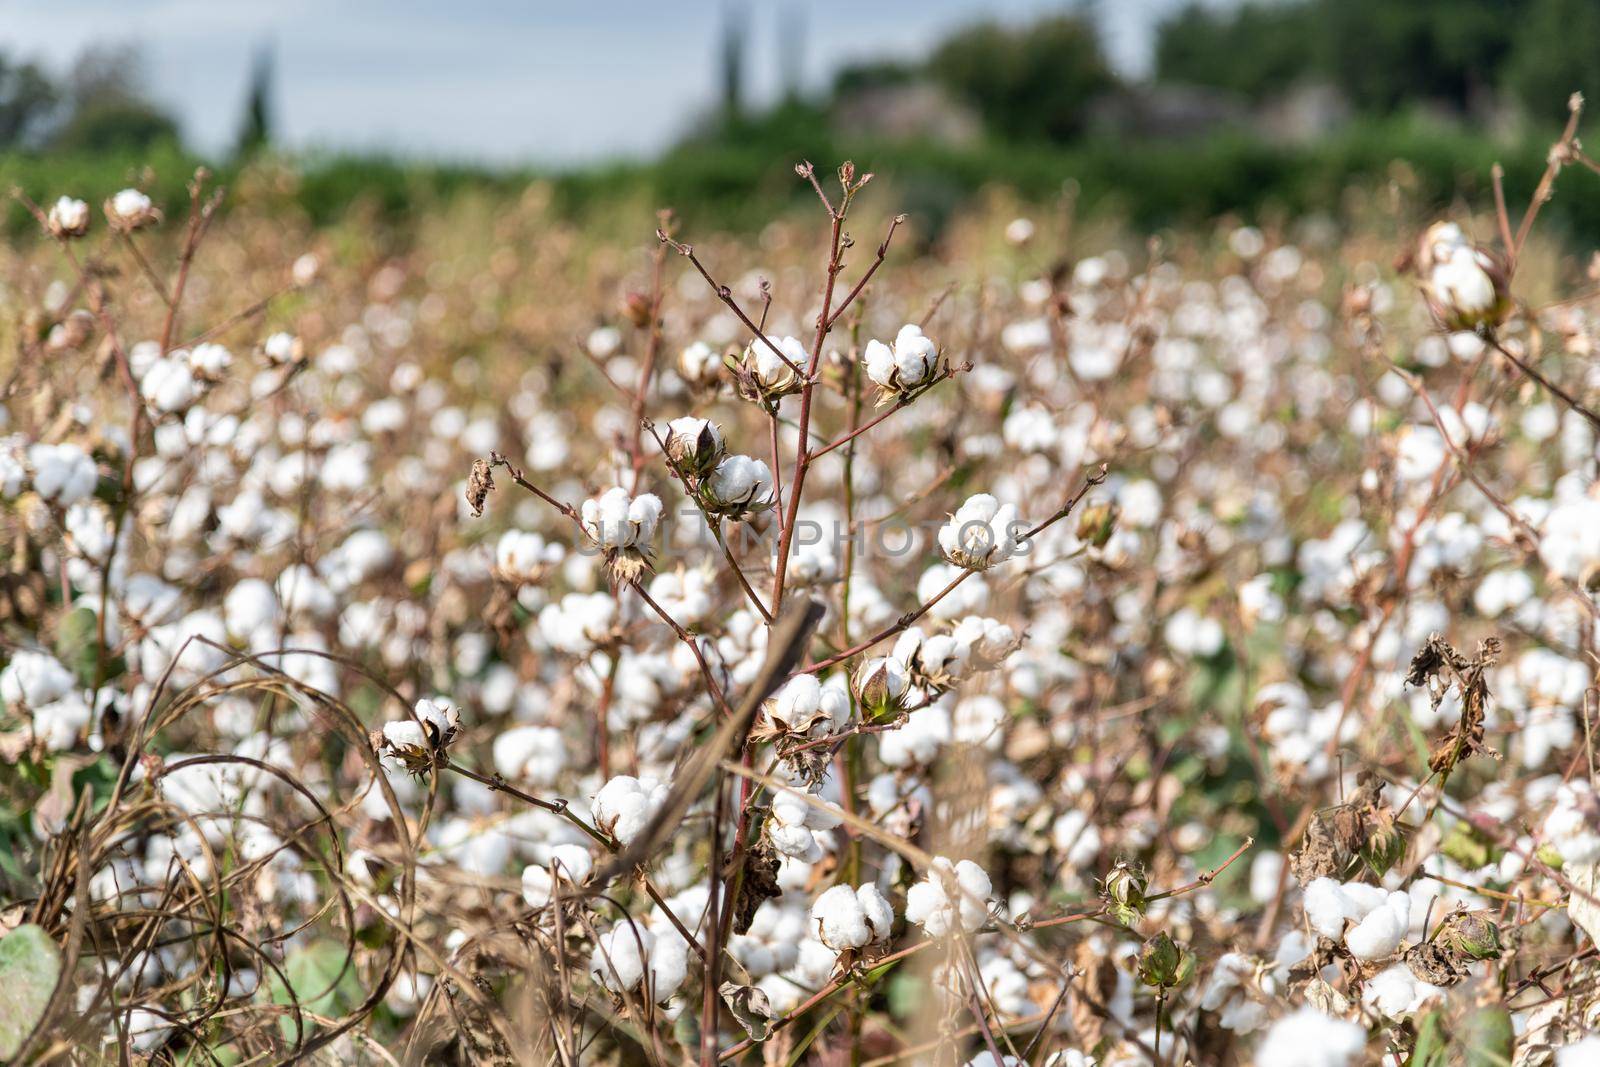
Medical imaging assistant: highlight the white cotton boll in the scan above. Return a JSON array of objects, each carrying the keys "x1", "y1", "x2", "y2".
[
  {"x1": 262, "y1": 331, "x2": 302, "y2": 365},
  {"x1": 876, "y1": 701, "x2": 950, "y2": 767},
  {"x1": 939, "y1": 493, "x2": 1023, "y2": 570},
  {"x1": 1303, "y1": 878, "x2": 1357, "y2": 938},
  {"x1": 679, "y1": 340, "x2": 721, "y2": 384},
  {"x1": 746, "y1": 334, "x2": 807, "y2": 393},
  {"x1": 47, "y1": 195, "x2": 90, "y2": 236},
  {"x1": 586, "y1": 326, "x2": 622, "y2": 359},
  {"x1": 1473, "y1": 569, "x2": 1535, "y2": 617},
  {"x1": 223, "y1": 579, "x2": 282, "y2": 644},
  {"x1": 1001, "y1": 317, "x2": 1051, "y2": 355},
  {"x1": 385, "y1": 971, "x2": 432, "y2": 1017},
  {"x1": 1362, "y1": 964, "x2": 1441, "y2": 1018},
  {"x1": 951, "y1": 616, "x2": 1018, "y2": 669},
  {"x1": 864, "y1": 323, "x2": 938, "y2": 392},
  {"x1": 187, "y1": 343, "x2": 232, "y2": 379},
  {"x1": 492, "y1": 725, "x2": 566, "y2": 788},
  {"x1": 1557, "y1": 1037, "x2": 1600, "y2": 1065},
  {"x1": 1, "y1": 649, "x2": 77, "y2": 708},
  {"x1": 1002, "y1": 406, "x2": 1060, "y2": 453},
  {"x1": 917, "y1": 563, "x2": 988, "y2": 619},
  {"x1": 952, "y1": 695, "x2": 1005, "y2": 748},
  {"x1": 139, "y1": 357, "x2": 200, "y2": 414},
  {"x1": 581, "y1": 487, "x2": 663, "y2": 550},
  {"x1": 812, "y1": 884, "x2": 870, "y2": 951},
  {"x1": 1344, "y1": 891, "x2": 1410, "y2": 960},
  {"x1": 27, "y1": 442, "x2": 99, "y2": 504},
  {"x1": 496, "y1": 529, "x2": 563, "y2": 583},
  {"x1": 122, "y1": 1007, "x2": 171, "y2": 1053},
  {"x1": 275, "y1": 563, "x2": 335, "y2": 620},
  {"x1": 590, "y1": 922, "x2": 686, "y2": 1002},
  {"x1": 905, "y1": 856, "x2": 992, "y2": 937},
  {"x1": 521, "y1": 843, "x2": 593, "y2": 907},
  {"x1": 1164, "y1": 607, "x2": 1224, "y2": 657},
  {"x1": 32, "y1": 692, "x2": 92, "y2": 750},
  {"x1": 1049, "y1": 808, "x2": 1102, "y2": 870},
  {"x1": 963, "y1": 1054, "x2": 1025, "y2": 1067},
  {"x1": 704, "y1": 454, "x2": 775, "y2": 517},
  {"x1": 1254, "y1": 1006, "x2": 1366, "y2": 1066},
  {"x1": 592, "y1": 774, "x2": 669, "y2": 845}
]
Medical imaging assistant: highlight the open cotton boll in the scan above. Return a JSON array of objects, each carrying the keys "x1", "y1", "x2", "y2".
[
  {"x1": 1557, "y1": 1038, "x2": 1600, "y2": 1065},
  {"x1": 521, "y1": 843, "x2": 594, "y2": 907},
  {"x1": 811, "y1": 883, "x2": 894, "y2": 952},
  {"x1": 580, "y1": 487, "x2": 663, "y2": 550},
  {"x1": 939, "y1": 493, "x2": 1023, "y2": 570},
  {"x1": 492, "y1": 725, "x2": 567, "y2": 788},
  {"x1": 590, "y1": 921, "x2": 688, "y2": 1002},
  {"x1": 592, "y1": 775, "x2": 670, "y2": 845},
  {"x1": 1254, "y1": 1007, "x2": 1366, "y2": 1066},
  {"x1": 1361, "y1": 964, "x2": 1443, "y2": 1018},
  {"x1": 28, "y1": 442, "x2": 99, "y2": 504},
  {"x1": 1303, "y1": 878, "x2": 1410, "y2": 960},
  {"x1": 905, "y1": 856, "x2": 992, "y2": 937},
  {"x1": 1, "y1": 649, "x2": 77, "y2": 708}
]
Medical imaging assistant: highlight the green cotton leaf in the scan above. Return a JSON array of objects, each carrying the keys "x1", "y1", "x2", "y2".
[
  {"x1": 53, "y1": 606, "x2": 122, "y2": 687},
  {"x1": 1461, "y1": 1006, "x2": 1514, "y2": 1067},
  {"x1": 1407, "y1": 1010, "x2": 1449, "y2": 1067},
  {"x1": 264, "y1": 939, "x2": 364, "y2": 1040},
  {"x1": 1440, "y1": 820, "x2": 1497, "y2": 871},
  {"x1": 0, "y1": 923, "x2": 63, "y2": 1059}
]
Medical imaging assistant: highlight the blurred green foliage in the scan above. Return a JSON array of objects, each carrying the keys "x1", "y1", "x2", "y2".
[
  {"x1": 1155, "y1": 0, "x2": 1600, "y2": 118},
  {"x1": 1, "y1": 115, "x2": 1595, "y2": 246}
]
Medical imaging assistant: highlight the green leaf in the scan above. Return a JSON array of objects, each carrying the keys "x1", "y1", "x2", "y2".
[
  {"x1": 0, "y1": 923, "x2": 63, "y2": 1059},
  {"x1": 263, "y1": 939, "x2": 363, "y2": 1041},
  {"x1": 1408, "y1": 1010, "x2": 1449, "y2": 1067},
  {"x1": 1462, "y1": 1006, "x2": 1514, "y2": 1067},
  {"x1": 53, "y1": 606, "x2": 122, "y2": 687}
]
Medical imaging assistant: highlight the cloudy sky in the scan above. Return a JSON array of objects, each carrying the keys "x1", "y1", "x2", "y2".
[{"x1": 4, "y1": 0, "x2": 1190, "y2": 164}]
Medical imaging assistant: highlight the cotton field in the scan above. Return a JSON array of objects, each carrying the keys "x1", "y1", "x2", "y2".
[{"x1": 4, "y1": 120, "x2": 1600, "y2": 1067}]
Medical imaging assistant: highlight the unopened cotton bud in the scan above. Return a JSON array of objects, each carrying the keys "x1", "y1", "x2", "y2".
[
  {"x1": 664, "y1": 416, "x2": 725, "y2": 479},
  {"x1": 852, "y1": 656, "x2": 909, "y2": 718},
  {"x1": 1137, "y1": 931, "x2": 1195, "y2": 989},
  {"x1": 1102, "y1": 859, "x2": 1149, "y2": 923}
]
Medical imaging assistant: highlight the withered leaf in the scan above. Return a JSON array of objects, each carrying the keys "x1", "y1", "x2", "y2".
[{"x1": 731, "y1": 842, "x2": 782, "y2": 935}]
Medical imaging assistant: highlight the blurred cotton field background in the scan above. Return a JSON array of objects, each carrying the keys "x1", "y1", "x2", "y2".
[{"x1": 7, "y1": 5, "x2": 1600, "y2": 1067}]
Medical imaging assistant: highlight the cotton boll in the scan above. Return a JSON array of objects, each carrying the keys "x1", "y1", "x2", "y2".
[
  {"x1": 28, "y1": 442, "x2": 99, "y2": 504},
  {"x1": 1361, "y1": 964, "x2": 1441, "y2": 1018},
  {"x1": 592, "y1": 775, "x2": 669, "y2": 845},
  {"x1": 1, "y1": 650, "x2": 78, "y2": 708},
  {"x1": 905, "y1": 856, "x2": 992, "y2": 937},
  {"x1": 1254, "y1": 1007, "x2": 1366, "y2": 1066},
  {"x1": 1344, "y1": 891, "x2": 1410, "y2": 960},
  {"x1": 589, "y1": 922, "x2": 686, "y2": 1002},
  {"x1": 492, "y1": 725, "x2": 566, "y2": 788},
  {"x1": 939, "y1": 493, "x2": 1023, "y2": 570}
]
